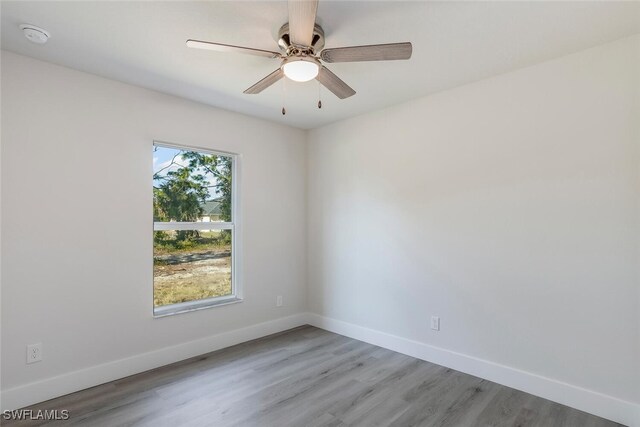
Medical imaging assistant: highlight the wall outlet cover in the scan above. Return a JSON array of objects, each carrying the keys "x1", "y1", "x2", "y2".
[
  {"x1": 27, "y1": 343, "x2": 43, "y2": 364},
  {"x1": 431, "y1": 316, "x2": 440, "y2": 331}
]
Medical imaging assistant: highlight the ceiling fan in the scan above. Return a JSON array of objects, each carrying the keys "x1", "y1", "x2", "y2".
[{"x1": 186, "y1": 0, "x2": 412, "y2": 101}]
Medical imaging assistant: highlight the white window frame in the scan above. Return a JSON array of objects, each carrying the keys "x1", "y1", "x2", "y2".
[{"x1": 152, "y1": 141, "x2": 242, "y2": 317}]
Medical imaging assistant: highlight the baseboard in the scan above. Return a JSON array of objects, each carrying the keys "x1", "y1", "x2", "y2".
[
  {"x1": 0, "y1": 313, "x2": 308, "y2": 412},
  {"x1": 307, "y1": 313, "x2": 639, "y2": 427}
]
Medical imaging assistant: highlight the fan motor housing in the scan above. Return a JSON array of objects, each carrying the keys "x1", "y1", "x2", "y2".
[{"x1": 278, "y1": 23, "x2": 325, "y2": 54}]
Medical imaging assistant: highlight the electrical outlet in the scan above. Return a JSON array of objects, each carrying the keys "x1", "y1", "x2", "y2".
[
  {"x1": 276, "y1": 296, "x2": 283, "y2": 307},
  {"x1": 27, "y1": 343, "x2": 42, "y2": 364},
  {"x1": 430, "y1": 316, "x2": 440, "y2": 331}
]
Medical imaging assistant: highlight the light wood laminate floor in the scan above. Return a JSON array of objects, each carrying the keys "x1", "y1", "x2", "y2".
[{"x1": 4, "y1": 326, "x2": 622, "y2": 427}]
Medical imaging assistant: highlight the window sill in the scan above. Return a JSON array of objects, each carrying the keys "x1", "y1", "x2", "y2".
[{"x1": 153, "y1": 296, "x2": 243, "y2": 318}]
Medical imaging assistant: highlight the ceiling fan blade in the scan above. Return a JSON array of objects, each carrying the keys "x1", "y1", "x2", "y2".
[
  {"x1": 244, "y1": 68, "x2": 285, "y2": 94},
  {"x1": 186, "y1": 39, "x2": 282, "y2": 59},
  {"x1": 320, "y1": 42, "x2": 412, "y2": 63},
  {"x1": 316, "y1": 66, "x2": 355, "y2": 99},
  {"x1": 288, "y1": 0, "x2": 318, "y2": 47}
]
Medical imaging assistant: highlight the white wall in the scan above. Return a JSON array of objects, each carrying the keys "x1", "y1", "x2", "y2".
[
  {"x1": 308, "y1": 35, "x2": 639, "y2": 422},
  {"x1": 1, "y1": 51, "x2": 307, "y2": 407}
]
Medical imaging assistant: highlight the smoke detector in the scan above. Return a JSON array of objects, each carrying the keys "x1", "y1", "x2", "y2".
[{"x1": 19, "y1": 24, "x2": 50, "y2": 44}]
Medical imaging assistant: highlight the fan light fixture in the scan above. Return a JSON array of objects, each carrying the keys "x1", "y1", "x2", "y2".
[
  {"x1": 186, "y1": 0, "x2": 413, "y2": 102},
  {"x1": 282, "y1": 57, "x2": 319, "y2": 82}
]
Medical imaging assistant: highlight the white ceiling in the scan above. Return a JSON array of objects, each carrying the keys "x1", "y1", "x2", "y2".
[{"x1": 2, "y1": 1, "x2": 639, "y2": 129}]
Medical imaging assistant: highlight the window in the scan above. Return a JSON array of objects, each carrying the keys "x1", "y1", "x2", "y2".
[{"x1": 152, "y1": 142, "x2": 239, "y2": 316}]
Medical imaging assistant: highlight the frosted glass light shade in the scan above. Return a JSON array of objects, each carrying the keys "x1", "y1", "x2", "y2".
[{"x1": 283, "y1": 59, "x2": 319, "y2": 82}]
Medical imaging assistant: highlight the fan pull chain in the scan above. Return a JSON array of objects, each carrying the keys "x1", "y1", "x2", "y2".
[
  {"x1": 281, "y1": 78, "x2": 287, "y2": 115},
  {"x1": 317, "y1": 81, "x2": 322, "y2": 109}
]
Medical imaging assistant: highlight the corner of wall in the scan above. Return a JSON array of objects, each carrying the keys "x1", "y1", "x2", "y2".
[{"x1": 303, "y1": 127, "x2": 313, "y2": 315}]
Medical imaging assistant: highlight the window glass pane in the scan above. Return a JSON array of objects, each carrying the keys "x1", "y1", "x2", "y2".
[
  {"x1": 154, "y1": 230, "x2": 232, "y2": 307},
  {"x1": 153, "y1": 145, "x2": 232, "y2": 223}
]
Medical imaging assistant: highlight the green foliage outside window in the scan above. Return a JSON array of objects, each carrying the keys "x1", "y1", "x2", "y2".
[{"x1": 153, "y1": 149, "x2": 232, "y2": 243}]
